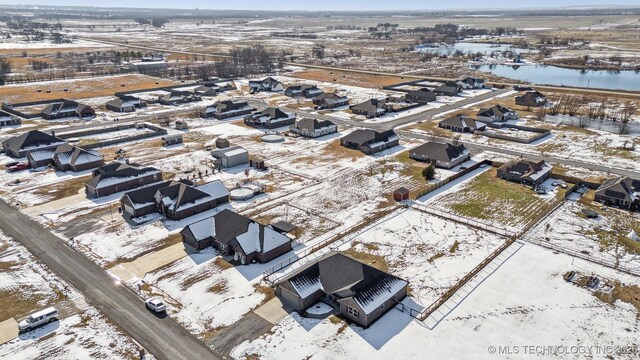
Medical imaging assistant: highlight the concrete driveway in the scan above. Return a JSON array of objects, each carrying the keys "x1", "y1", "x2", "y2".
[
  {"x1": 110, "y1": 242, "x2": 189, "y2": 281},
  {"x1": 0, "y1": 318, "x2": 18, "y2": 345}
]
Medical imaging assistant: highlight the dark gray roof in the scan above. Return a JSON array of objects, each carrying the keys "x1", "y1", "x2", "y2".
[
  {"x1": 85, "y1": 163, "x2": 160, "y2": 189},
  {"x1": 292, "y1": 118, "x2": 336, "y2": 132},
  {"x1": 212, "y1": 209, "x2": 253, "y2": 245},
  {"x1": 271, "y1": 220, "x2": 297, "y2": 234},
  {"x1": 217, "y1": 100, "x2": 249, "y2": 112},
  {"x1": 341, "y1": 129, "x2": 396, "y2": 146},
  {"x1": 596, "y1": 176, "x2": 640, "y2": 201},
  {"x1": 351, "y1": 99, "x2": 385, "y2": 114},
  {"x1": 411, "y1": 142, "x2": 468, "y2": 162},
  {"x1": 122, "y1": 180, "x2": 174, "y2": 205},
  {"x1": 1, "y1": 130, "x2": 65, "y2": 153},
  {"x1": 439, "y1": 115, "x2": 482, "y2": 130}
]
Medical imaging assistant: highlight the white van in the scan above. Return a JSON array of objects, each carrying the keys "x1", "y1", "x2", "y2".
[{"x1": 18, "y1": 307, "x2": 59, "y2": 332}]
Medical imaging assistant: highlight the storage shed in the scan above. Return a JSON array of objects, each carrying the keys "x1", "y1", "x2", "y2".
[
  {"x1": 162, "y1": 134, "x2": 183, "y2": 147},
  {"x1": 211, "y1": 146, "x2": 249, "y2": 169},
  {"x1": 393, "y1": 187, "x2": 410, "y2": 201}
]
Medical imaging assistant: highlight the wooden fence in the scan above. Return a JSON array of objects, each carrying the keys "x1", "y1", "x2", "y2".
[{"x1": 411, "y1": 160, "x2": 492, "y2": 200}]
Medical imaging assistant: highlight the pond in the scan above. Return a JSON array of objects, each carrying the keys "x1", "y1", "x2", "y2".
[
  {"x1": 415, "y1": 42, "x2": 532, "y2": 55},
  {"x1": 471, "y1": 64, "x2": 640, "y2": 91}
]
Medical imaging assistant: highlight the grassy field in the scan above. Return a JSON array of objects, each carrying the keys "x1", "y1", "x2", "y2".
[
  {"x1": 290, "y1": 68, "x2": 405, "y2": 88},
  {"x1": 0, "y1": 74, "x2": 179, "y2": 103},
  {"x1": 433, "y1": 168, "x2": 566, "y2": 228}
]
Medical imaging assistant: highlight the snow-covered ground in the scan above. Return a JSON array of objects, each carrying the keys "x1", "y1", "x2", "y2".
[
  {"x1": 231, "y1": 244, "x2": 640, "y2": 360},
  {"x1": 0, "y1": 233, "x2": 146, "y2": 359}
]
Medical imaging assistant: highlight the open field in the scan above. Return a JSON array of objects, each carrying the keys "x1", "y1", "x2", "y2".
[{"x1": 0, "y1": 74, "x2": 179, "y2": 103}]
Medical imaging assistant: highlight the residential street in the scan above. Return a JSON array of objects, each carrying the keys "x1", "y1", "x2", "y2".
[{"x1": 0, "y1": 200, "x2": 219, "y2": 360}]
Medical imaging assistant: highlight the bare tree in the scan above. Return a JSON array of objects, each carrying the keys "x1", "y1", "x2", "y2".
[
  {"x1": 616, "y1": 101, "x2": 637, "y2": 134},
  {"x1": 0, "y1": 58, "x2": 12, "y2": 85}
]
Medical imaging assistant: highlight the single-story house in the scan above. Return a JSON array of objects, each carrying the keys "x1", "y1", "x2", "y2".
[
  {"x1": 340, "y1": 129, "x2": 399, "y2": 155},
  {"x1": 244, "y1": 107, "x2": 296, "y2": 129},
  {"x1": 158, "y1": 90, "x2": 201, "y2": 106},
  {"x1": 497, "y1": 159, "x2": 553, "y2": 187},
  {"x1": 193, "y1": 85, "x2": 218, "y2": 97},
  {"x1": 439, "y1": 115, "x2": 486, "y2": 133},
  {"x1": 409, "y1": 142, "x2": 471, "y2": 169},
  {"x1": 515, "y1": 91, "x2": 547, "y2": 107},
  {"x1": 162, "y1": 134, "x2": 183, "y2": 146},
  {"x1": 202, "y1": 100, "x2": 253, "y2": 119},
  {"x1": 313, "y1": 93, "x2": 350, "y2": 109},
  {"x1": 0, "y1": 110, "x2": 21, "y2": 127},
  {"x1": 2, "y1": 130, "x2": 67, "y2": 158},
  {"x1": 285, "y1": 84, "x2": 323, "y2": 98},
  {"x1": 594, "y1": 176, "x2": 640, "y2": 211},
  {"x1": 405, "y1": 88, "x2": 436, "y2": 104},
  {"x1": 84, "y1": 162, "x2": 163, "y2": 198},
  {"x1": 155, "y1": 180, "x2": 229, "y2": 221},
  {"x1": 350, "y1": 99, "x2": 387, "y2": 118},
  {"x1": 433, "y1": 84, "x2": 460, "y2": 97},
  {"x1": 289, "y1": 118, "x2": 338, "y2": 138},
  {"x1": 211, "y1": 146, "x2": 249, "y2": 169},
  {"x1": 274, "y1": 251, "x2": 408, "y2": 328},
  {"x1": 456, "y1": 77, "x2": 485, "y2": 90},
  {"x1": 42, "y1": 100, "x2": 95, "y2": 120},
  {"x1": 119, "y1": 180, "x2": 176, "y2": 219},
  {"x1": 180, "y1": 209, "x2": 293, "y2": 263},
  {"x1": 249, "y1": 77, "x2": 284, "y2": 92},
  {"x1": 476, "y1": 105, "x2": 518, "y2": 123},
  {"x1": 51, "y1": 144, "x2": 105, "y2": 172},
  {"x1": 105, "y1": 96, "x2": 147, "y2": 112}
]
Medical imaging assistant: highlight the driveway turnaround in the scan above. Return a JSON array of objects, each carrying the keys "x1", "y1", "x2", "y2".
[{"x1": 0, "y1": 199, "x2": 219, "y2": 360}]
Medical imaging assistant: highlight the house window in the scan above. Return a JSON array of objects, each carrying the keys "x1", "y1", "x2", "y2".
[{"x1": 346, "y1": 305, "x2": 359, "y2": 318}]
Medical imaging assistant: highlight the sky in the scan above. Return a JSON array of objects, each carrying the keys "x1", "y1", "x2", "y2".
[{"x1": 1, "y1": 0, "x2": 639, "y2": 11}]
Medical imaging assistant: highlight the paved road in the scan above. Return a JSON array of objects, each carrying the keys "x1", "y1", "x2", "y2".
[
  {"x1": 397, "y1": 130, "x2": 640, "y2": 179},
  {"x1": 78, "y1": 37, "x2": 640, "y2": 98},
  {"x1": 0, "y1": 200, "x2": 219, "y2": 360}
]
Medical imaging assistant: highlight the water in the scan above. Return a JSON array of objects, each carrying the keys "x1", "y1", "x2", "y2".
[
  {"x1": 472, "y1": 64, "x2": 640, "y2": 91},
  {"x1": 415, "y1": 42, "x2": 531, "y2": 56}
]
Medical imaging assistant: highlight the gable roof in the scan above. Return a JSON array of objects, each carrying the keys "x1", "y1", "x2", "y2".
[
  {"x1": 499, "y1": 159, "x2": 552, "y2": 181},
  {"x1": 341, "y1": 129, "x2": 396, "y2": 146},
  {"x1": 292, "y1": 118, "x2": 336, "y2": 133},
  {"x1": 281, "y1": 252, "x2": 408, "y2": 315},
  {"x1": 2, "y1": 130, "x2": 66, "y2": 153},
  {"x1": 53, "y1": 145, "x2": 103, "y2": 167},
  {"x1": 85, "y1": 163, "x2": 161, "y2": 189},
  {"x1": 351, "y1": 99, "x2": 386, "y2": 113},
  {"x1": 440, "y1": 115, "x2": 484, "y2": 130},
  {"x1": 477, "y1": 105, "x2": 512, "y2": 118},
  {"x1": 411, "y1": 142, "x2": 469, "y2": 162},
  {"x1": 596, "y1": 176, "x2": 640, "y2": 202}
]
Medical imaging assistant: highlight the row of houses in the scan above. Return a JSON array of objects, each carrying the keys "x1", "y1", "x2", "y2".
[
  {"x1": 2, "y1": 100, "x2": 95, "y2": 120},
  {"x1": 438, "y1": 105, "x2": 519, "y2": 134}
]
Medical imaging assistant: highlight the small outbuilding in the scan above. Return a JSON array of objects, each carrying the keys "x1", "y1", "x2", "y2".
[
  {"x1": 162, "y1": 134, "x2": 183, "y2": 147},
  {"x1": 393, "y1": 187, "x2": 410, "y2": 201},
  {"x1": 175, "y1": 120, "x2": 188, "y2": 130},
  {"x1": 211, "y1": 146, "x2": 249, "y2": 169},
  {"x1": 215, "y1": 137, "x2": 230, "y2": 149}
]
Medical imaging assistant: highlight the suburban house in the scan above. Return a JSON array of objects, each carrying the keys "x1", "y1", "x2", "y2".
[
  {"x1": 409, "y1": 142, "x2": 471, "y2": 169},
  {"x1": 105, "y1": 95, "x2": 147, "y2": 113},
  {"x1": 49, "y1": 144, "x2": 104, "y2": 172},
  {"x1": 84, "y1": 162, "x2": 163, "y2": 198},
  {"x1": 158, "y1": 90, "x2": 201, "y2": 105},
  {"x1": 405, "y1": 88, "x2": 436, "y2": 104},
  {"x1": 285, "y1": 84, "x2": 323, "y2": 98},
  {"x1": 497, "y1": 159, "x2": 553, "y2": 187},
  {"x1": 456, "y1": 77, "x2": 485, "y2": 89},
  {"x1": 476, "y1": 105, "x2": 518, "y2": 123},
  {"x1": 119, "y1": 180, "x2": 178, "y2": 218},
  {"x1": 244, "y1": 107, "x2": 296, "y2": 129},
  {"x1": 0, "y1": 110, "x2": 21, "y2": 127},
  {"x1": 289, "y1": 118, "x2": 338, "y2": 138},
  {"x1": 350, "y1": 99, "x2": 387, "y2": 118},
  {"x1": 340, "y1": 129, "x2": 399, "y2": 155},
  {"x1": 515, "y1": 91, "x2": 547, "y2": 107},
  {"x1": 594, "y1": 177, "x2": 640, "y2": 210},
  {"x1": 274, "y1": 251, "x2": 408, "y2": 328},
  {"x1": 439, "y1": 115, "x2": 487, "y2": 133},
  {"x1": 313, "y1": 93, "x2": 350, "y2": 109},
  {"x1": 2, "y1": 130, "x2": 67, "y2": 158},
  {"x1": 433, "y1": 84, "x2": 460, "y2": 97},
  {"x1": 180, "y1": 209, "x2": 293, "y2": 263},
  {"x1": 193, "y1": 85, "x2": 219, "y2": 97},
  {"x1": 211, "y1": 146, "x2": 250, "y2": 169},
  {"x1": 249, "y1": 77, "x2": 284, "y2": 92},
  {"x1": 202, "y1": 100, "x2": 253, "y2": 119},
  {"x1": 42, "y1": 100, "x2": 95, "y2": 120},
  {"x1": 154, "y1": 180, "x2": 230, "y2": 220}
]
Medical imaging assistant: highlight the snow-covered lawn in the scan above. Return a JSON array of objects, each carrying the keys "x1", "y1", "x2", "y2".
[
  {"x1": 527, "y1": 193, "x2": 640, "y2": 272},
  {"x1": 232, "y1": 244, "x2": 640, "y2": 360},
  {"x1": 336, "y1": 208, "x2": 507, "y2": 305},
  {"x1": 0, "y1": 233, "x2": 144, "y2": 359}
]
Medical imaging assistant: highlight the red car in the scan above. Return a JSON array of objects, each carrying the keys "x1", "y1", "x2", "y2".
[{"x1": 7, "y1": 162, "x2": 30, "y2": 172}]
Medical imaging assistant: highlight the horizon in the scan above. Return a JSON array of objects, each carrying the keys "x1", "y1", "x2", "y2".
[{"x1": 1, "y1": 0, "x2": 640, "y2": 11}]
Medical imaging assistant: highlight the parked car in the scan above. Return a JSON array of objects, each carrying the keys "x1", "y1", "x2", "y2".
[
  {"x1": 18, "y1": 307, "x2": 59, "y2": 332},
  {"x1": 4, "y1": 161, "x2": 18, "y2": 167},
  {"x1": 145, "y1": 298, "x2": 167, "y2": 313},
  {"x1": 7, "y1": 162, "x2": 30, "y2": 172}
]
